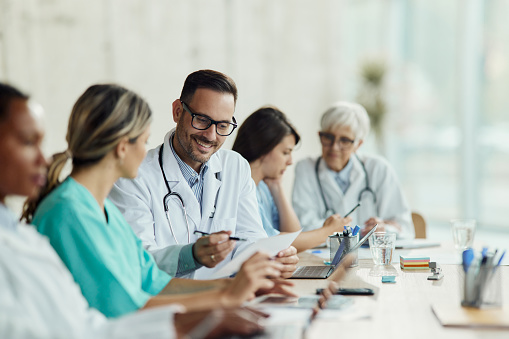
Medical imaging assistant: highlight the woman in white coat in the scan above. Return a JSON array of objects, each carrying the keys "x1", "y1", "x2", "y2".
[{"x1": 292, "y1": 101, "x2": 414, "y2": 239}]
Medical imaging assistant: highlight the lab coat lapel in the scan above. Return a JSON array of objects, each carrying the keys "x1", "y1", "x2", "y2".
[
  {"x1": 344, "y1": 155, "x2": 365, "y2": 204},
  {"x1": 200, "y1": 154, "x2": 222, "y2": 226},
  {"x1": 162, "y1": 133, "x2": 201, "y2": 228},
  {"x1": 318, "y1": 158, "x2": 346, "y2": 214}
]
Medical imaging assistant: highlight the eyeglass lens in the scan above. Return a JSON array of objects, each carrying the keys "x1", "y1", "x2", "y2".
[
  {"x1": 191, "y1": 115, "x2": 234, "y2": 136},
  {"x1": 182, "y1": 101, "x2": 236, "y2": 136},
  {"x1": 319, "y1": 132, "x2": 355, "y2": 148}
]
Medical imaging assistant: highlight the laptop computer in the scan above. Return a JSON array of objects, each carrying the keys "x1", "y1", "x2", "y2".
[{"x1": 290, "y1": 225, "x2": 379, "y2": 279}]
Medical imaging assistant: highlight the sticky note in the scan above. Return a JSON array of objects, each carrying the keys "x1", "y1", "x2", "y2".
[{"x1": 382, "y1": 276, "x2": 396, "y2": 283}]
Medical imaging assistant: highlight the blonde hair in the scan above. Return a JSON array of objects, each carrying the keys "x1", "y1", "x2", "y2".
[{"x1": 22, "y1": 84, "x2": 152, "y2": 222}]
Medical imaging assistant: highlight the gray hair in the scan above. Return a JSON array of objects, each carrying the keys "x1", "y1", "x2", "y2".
[{"x1": 320, "y1": 101, "x2": 370, "y2": 141}]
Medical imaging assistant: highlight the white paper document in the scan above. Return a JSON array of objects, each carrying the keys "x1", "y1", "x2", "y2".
[{"x1": 211, "y1": 230, "x2": 302, "y2": 278}]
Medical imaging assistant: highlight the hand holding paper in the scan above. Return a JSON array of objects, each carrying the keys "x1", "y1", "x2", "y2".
[
  {"x1": 211, "y1": 230, "x2": 302, "y2": 279},
  {"x1": 275, "y1": 245, "x2": 299, "y2": 279}
]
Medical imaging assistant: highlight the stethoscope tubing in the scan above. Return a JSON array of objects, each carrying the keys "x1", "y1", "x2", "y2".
[
  {"x1": 315, "y1": 154, "x2": 376, "y2": 218},
  {"x1": 158, "y1": 142, "x2": 191, "y2": 244}
]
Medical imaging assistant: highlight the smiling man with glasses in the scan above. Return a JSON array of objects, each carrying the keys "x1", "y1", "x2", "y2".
[{"x1": 109, "y1": 70, "x2": 298, "y2": 280}]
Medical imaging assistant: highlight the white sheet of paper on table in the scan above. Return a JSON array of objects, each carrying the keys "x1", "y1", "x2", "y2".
[{"x1": 211, "y1": 230, "x2": 302, "y2": 278}]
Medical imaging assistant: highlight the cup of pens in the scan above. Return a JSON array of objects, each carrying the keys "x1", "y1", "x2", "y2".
[
  {"x1": 329, "y1": 226, "x2": 360, "y2": 267},
  {"x1": 461, "y1": 248, "x2": 504, "y2": 308}
]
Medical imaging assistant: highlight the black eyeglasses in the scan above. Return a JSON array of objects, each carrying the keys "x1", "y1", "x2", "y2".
[
  {"x1": 319, "y1": 132, "x2": 356, "y2": 148},
  {"x1": 181, "y1": 101, "x2": 237, "y2": 136}
]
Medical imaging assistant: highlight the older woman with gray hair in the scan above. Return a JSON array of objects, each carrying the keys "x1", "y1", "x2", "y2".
[{"x1": 292, "y1": 101, "x2": 414, "y2": 239}]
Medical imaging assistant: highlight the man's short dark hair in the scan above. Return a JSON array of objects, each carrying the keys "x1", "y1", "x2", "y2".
[
  {"x1": 0, "y1": 82, "x2": 29, "y2": 122},
  {"x1": 180, "y1": 69, "x2": 238, "y2": 105}
]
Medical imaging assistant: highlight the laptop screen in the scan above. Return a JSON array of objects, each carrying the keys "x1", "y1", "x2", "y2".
[{"x1": 331, "y1": 224, "x2": 379, "y2": 266}]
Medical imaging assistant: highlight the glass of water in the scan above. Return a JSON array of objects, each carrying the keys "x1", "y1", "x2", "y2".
[
  {"x1": 369, "y1": 232, "x2": 396, "y2": 266},
  {"x1": 451, "y1": 219, "x2": 476, "y2": 251}
]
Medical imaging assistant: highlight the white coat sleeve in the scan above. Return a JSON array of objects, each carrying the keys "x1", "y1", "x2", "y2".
[
  {"x1": 109, "y1": 178, "x2": 186, "y2": 276},
  {"x1": 371, "y1": 159, "x2": 415, "y2": 239},
  {"x1": 291, "y1": 160, "x2": 328, "y2": 232},
  {"x1": 0, "y1": 229, "x2": 179, "y2": 339},
  {"x1": 97, "y1": 306, "x2": 179, "y2": 339}
]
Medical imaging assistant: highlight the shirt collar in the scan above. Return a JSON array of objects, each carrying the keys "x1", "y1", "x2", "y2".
[
  {"x1": 329, "y1": 158, "x2": 353, "y2": 181},
  {"x1": 0, "y1": 203, "x2": 19, "y2": 232},
  {"x1": 169, "y1": 132, "x2": 209, "y2": 182}
]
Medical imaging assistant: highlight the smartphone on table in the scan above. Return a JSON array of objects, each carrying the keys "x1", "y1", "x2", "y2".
[{"x1": 316, "y1": 287, "x2": 374, "y2": 296}]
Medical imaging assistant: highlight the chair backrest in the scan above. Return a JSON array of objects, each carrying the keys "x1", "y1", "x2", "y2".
[{"x1": 412, "y1": 212, "x2": 426, "y2": 239}]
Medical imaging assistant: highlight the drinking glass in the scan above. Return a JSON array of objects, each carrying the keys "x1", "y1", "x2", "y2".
[
  {"x1": 369, "y1": 232, "x2": 396, "y2": 266},
  {"x1": 451, "y1": 219, "x2": 476, "y2": 251}
]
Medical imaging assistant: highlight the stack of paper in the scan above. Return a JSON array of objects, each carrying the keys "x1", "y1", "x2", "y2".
[{"x1": 400, "y1": 255, "x2": 430, "y2": 270}]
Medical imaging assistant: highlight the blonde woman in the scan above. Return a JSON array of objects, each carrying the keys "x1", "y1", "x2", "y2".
[{"x1": 24, "y1": 84, "x2": 292, "y2": 318}]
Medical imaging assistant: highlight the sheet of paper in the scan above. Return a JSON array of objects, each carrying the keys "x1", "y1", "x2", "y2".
[
  {"x1": 211, "y1": 230, "x2": 302, "y2": 278},
  {"x1": 395, "y1": 239, "x2": 441, "y2": 249}
]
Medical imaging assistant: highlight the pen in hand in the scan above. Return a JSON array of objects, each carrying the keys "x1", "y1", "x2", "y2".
[
  {"x1": 344, "y1": 203, "x2": 361, "y2": 218},
  {"x1": 193, "y1": 230, "x2": 247, "y2": 241}
]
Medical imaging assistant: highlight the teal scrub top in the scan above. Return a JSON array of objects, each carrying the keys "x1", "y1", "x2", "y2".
[{"x1": 33, "y1": 177, "x2": 172, "y2": 318}]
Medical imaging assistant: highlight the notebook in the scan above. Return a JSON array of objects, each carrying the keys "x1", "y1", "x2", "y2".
[
  {"x1": 290, "y1": 225, "x2": 378, "y2": 279},
  {"x1": 432, "y1": 303, "x2": 509, "y2": 328}
]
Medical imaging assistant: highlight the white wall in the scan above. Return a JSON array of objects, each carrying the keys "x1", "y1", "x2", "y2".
[
  {"x1": 0, "y1": 0, "x2": 363, "y2": 200},
  {"x1": 3, "y1": 0, "x2": 509, "y2": 229}
]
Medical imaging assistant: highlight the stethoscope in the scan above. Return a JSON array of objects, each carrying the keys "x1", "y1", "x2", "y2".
[
  {"x1": 315, "y1": 154, "x2": 376, "y2": 218},
  {"x1": 158, "y1": 142, "x2": 191, "y2": 244}
]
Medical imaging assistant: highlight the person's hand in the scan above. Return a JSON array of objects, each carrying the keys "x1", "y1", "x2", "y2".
[
  {"x1": 255, "y1": 279, "x2": 297, "y2": 297},
  {"x1": 275, "y1": 246, "x2": 299, "y2": 278},
  {"x1": 362, "y1": 217, "x2": 385, "y2": 237},
  {"x1": 193, "y1": 230, "x2": 236, "y2": 268},
  {"x1": 317, "y1": 281, "x2": 339, "y2": 310},
  {"x1": 175, "y1": 307, "x2": 269, "y2": 339},
  {"x1": 262, "y1": 177, "x2": 284, "y2": 192},
  {"x1": 322, "y1": 214, "x2": 352, "y2": 230},
  {"x1": 222, "y1": 252, "x2": 284, "y2": 307}
]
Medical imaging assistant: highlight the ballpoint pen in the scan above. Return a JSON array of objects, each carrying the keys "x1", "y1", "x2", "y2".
[
  {"x1": 193, "y1": 230, "x2": 247, "y2": 241},
  {"x1": 462, "y1": 248, "x2": 474, "y2": 272},
  {"x1": 462, "y1": 248, "x2": 475, "y2": 305},
  {"x1": 344, "y1": 203, "x2": 361, "y2": 218}
]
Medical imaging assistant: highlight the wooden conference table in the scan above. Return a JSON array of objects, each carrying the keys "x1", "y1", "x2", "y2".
[{"x1": 290, "y1": 246, "x2": 509, "y2": 339}]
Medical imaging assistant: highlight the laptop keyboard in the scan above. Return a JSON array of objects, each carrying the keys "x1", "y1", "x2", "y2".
[{"x1": 292, "y1": 265, "x2": 332, "y2": 278}]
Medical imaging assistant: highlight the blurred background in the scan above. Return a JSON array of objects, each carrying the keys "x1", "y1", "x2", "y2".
[{"x1": 1, "y1": 0, "x2": 508, "y2": 233}]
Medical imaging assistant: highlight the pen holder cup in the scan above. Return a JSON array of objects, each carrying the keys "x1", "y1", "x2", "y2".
[
  {"x1": 460, "y1": 267, "x2": 502, "y2": 308},
  {"x1": 329, "y1": 233, "x2": 359, "y2": 268}
]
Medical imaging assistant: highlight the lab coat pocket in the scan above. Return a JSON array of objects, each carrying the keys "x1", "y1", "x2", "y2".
[{"x1": 209, "y1": 217, "x2": 236, "y2": 234}]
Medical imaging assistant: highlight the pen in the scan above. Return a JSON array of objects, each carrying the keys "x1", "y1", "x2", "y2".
[
  {"x1": 193, "y1": 230, "x2": 247, "y2": 241},
  {"x1": 344, "y1": 203, "x2": 361, "y2": 218}
]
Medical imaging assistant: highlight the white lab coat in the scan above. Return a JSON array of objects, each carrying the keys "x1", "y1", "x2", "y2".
[
  {"x1": 292, "y1": 154, "x2": 414, "y2": 239},
  {"x1": 110, "y1": 131, "x2": 267, "y2": 279},
  {"x1": 0, "y1": 204, "x2": 178, "y2": 339}
]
